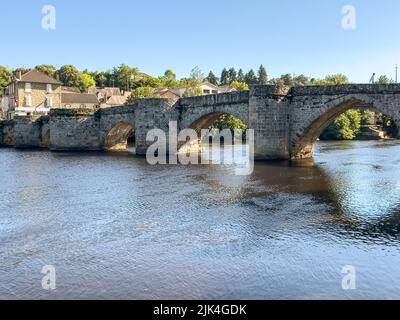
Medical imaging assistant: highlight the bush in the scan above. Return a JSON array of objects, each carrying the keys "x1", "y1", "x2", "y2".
[{"x1": 320, "y1": 109, "x2": 361, "y2": 140}]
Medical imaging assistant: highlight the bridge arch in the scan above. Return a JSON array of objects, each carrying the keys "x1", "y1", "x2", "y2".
[
  {"x1": 103, "y1": 121, "x2": 135, "y2": 151},
  {"x1": 177, "y1": 111, "x2": 249, "y2": 154},
  {"x1": 186, "y1": 111, "x2": 249, "y2": 132},
  {"x1": 290, "y1": 97, "x2": 400, "y2": 159}
]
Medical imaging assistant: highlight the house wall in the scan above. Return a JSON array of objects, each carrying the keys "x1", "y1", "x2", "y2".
[
  {"x1": 61, "y1": 102, "x2": 99, "y2": 109},
  {"x1": 15, "y1": 82, "x2": 61, "y2": 108}
]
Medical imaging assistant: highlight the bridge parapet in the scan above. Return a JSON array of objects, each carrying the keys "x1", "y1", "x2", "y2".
[
  {"x1": 290, "y1": 84, "x2": 400, "y2": 96},
  {"x1": 250, "y1": 85, "x2": 291, "y2": 98},
  {"x1": 179, "y1": 91, "x2": 249, "y2": 109}
]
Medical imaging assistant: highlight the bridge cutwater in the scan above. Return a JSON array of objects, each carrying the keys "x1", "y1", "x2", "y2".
[{"x1": 1, "y1": 84, "x2": 400, "y2": 160}]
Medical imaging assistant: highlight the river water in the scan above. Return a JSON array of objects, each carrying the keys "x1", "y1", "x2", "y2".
[{"x1": 1, "y1": 140, "x2": 400, "y2": 300}]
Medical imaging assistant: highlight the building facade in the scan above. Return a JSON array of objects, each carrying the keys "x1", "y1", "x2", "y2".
[
  {"x1": 61, "y1": 93, "x2": 100, "y2": 109},
  {"x1": 5, "y1": 70, "x2": 62, "y2": 119}
]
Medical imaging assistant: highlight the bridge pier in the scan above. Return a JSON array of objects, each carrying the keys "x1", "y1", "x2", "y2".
[{"x1": 249, "y1": 86, "x2": 291, "y2": 160}]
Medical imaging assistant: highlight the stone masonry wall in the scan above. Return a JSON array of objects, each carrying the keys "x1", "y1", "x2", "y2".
[
  {"x1": 13, "y1": 116, "x2": 50, "y2": 148},
  {"x1": 249, "y1": 86, "x2": 291, "y2": 160},
  {"x1": 49, "y1": 109, "x2": 101, "y2": 151}
]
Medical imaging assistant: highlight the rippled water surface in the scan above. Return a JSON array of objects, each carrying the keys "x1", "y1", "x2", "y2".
[{"x1": 1, "y1": 140, "x2": 400, "y2": 299}]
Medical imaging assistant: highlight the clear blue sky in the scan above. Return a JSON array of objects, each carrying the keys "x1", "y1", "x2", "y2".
[{"x1": 1, "y1": 0, "x2": 400, "y2": 82}]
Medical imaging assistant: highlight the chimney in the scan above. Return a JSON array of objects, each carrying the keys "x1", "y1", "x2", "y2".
[{"x1": 15, "y1": 71, "x2": 22, "y2": 80}]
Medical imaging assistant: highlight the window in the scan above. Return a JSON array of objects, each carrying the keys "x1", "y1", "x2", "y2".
[
  {"x1": 46, "y1": 97, "x2": 53, "y2": 107},
  {"x1": 212, "y1": 90, "x2": 218, "y2": 94},
  {"x1": 25, "y1": 96, "x2": 32, "y2": 107},
  {"x1": 25, "y1": 83, "x2": 32, "y2": 92},
  {"x1": 47, "y1": 84, "x2": 52, "y2": 93},
  {"x1": 203, "y1": 89, "x2": 210, "y2": 94}
]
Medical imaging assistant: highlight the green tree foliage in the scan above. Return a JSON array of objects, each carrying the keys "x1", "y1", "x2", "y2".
[
  {"x1": 220, "y1": 68, "x2": 229, "y2": 85},
  {"x1": 270, "y1": 74, "x2": 294, "y2": 86},
  {"x1": 230, "y1": 81, "x2": 249, "y2": 91},
  {"x1": 211, "y1": 114, "x2": 247, "y2": 133},
  {"x1": 181, "y1": 79, "x2": 202, "y2": 97},
  {"x1": 257, "y1": 65, "x2": 268, "y2": 84},
  {"x1": 360, "y1": 109, "x2": 374, "y2": 125},
  {"x1": 228, "y1": 67, "x2": 237, "y2": 84},
  {"x1": 14, "y1": 67, "x2": 31, "y2": 75},
  {"x1": 35, "y1": 65, "x2": 57, "y2": 77},
  {"x1": 313, "y1": 74, "x2": 349, "y2": 85},
  {"x1": 206, "y1": 71, "x2": 218, "y2": 85},
  {"x1": 0, "y1": 66, "x2": 13, "y2": 97},
  {"x1": 58, "y1": 65, "x2": 83, "y2": 88},
  {"x1": 245, "y1": 69, "x2": 258, "y2": 85},
  {"x1": 270, "y1": 74, "x2": 311, "y2": 86},
  {"x1": 163, "y1": 69, "x2": 176, "y2": 81},
  {"x1": 237, "y1": 69, "x2": 245, "y2": 82},
  {"x1": 112, "y1": 64, "x2": 141, "y2": 90},
  {"x1": 160, "y1": 70, "x2": 178, "y2": 88},
  {"x1": 320, "y1": 109, "x2": 361, "y2": 140},
  {"x1": 190, "y1": 66, "x2": 205, "y2": 82},
  {"x1": 377, "y1": 75, "x2": 392, "y2": 84},
  {"x1": 294, "y1": 74, "x2": 310, "y2": 86},
  {"x1": 58, "y1": 65, "x2": 97, "y2": 92},
  {"x1": 125, "y1": 87, "x2": 158, "y2": 105},
  {"x1": 80, "y1": 73, "x2": 96, "y2": 92}
]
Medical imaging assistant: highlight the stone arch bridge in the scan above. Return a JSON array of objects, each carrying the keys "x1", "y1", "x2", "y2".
[{"x1": 1, "y1": 84, "x2": 400, "y2": 160}]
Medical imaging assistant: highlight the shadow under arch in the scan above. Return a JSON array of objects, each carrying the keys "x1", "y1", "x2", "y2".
[
  {"x1": 103, "y1": 122, "x2": 135, "y2": 151},
  {"x1": 187, "y1": 111, "x2": 249, "y2": 132},
  {"x1": 179, "y1": 112, "x2": 249, "y2": 153},
  {"x1": 291, "y1": 98, "x2": 399, "y2": 159}
]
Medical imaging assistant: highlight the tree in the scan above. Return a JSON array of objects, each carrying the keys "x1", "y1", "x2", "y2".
[
  {"x1": 320, "y1": 109, "x2": 361, "y2": 140},
  {"x1": 244, "y1": 69, "x2": 258, "y2": 85},
  {"x1": 190, "y1": 66, "x2": 205, "y2": 82},
  {"x1": 182, "y1": 79, "x2": 202, "y2": 97},
  {"x1": 35, "y1": 65, "x2": 57, "y2": 77},
  {"x1": 0, "y1": 66, "x2": 12, "y2": 97},
  {"x1": 220, "y1": 68, "x2": 229, "y2": 85},
  {"x1": 112, "y1": 64, "x2": 141, "y2": 90},
  {"x1": 163, "y1": 70, "x2": 176, "y2": 81},
  {"x1": 58, "y1": 65, "x2": 82, "y2": 88},
  {"x1": 230, "y1": 81, "x2": 249, "y2": 91},
  {"x1": 160, "y1": 70, "x2": 178, "y2": 88},
  {"x1": 360, "y1": 109, "x2": 374, "y2": 125},
  {"x1": 125, "y1": 87, "x2": 158, "y2": 105},
  {"x1": 228, "y1": 67, "x2": 237, "y2": 84},
  {"x1": 80, "y1": 73, "x2": 96, "y2": 92},
  {"x1": 257, "y1": 65, "x2": 268, "y2": 85},
  {"x1": 206, "y1": 71, "x2": 218, "y2": 85},
  {"x1": 294, "y1": 74, "x2": 310, "y2": 86},
  {"x1": 238, "y1": 69, "x2": 245, "y2": 82},
  {"x1": 313, "y1": 74, "x2": 349, "y2": 85},
  {"x1": 95, "y1": 73, "x2": 108, "y2": 87},
  {"x1": 377, "y1": 75, "x2": 392, "y2": 84},
  {"x1": 14, "y1": 67, "x2": 31, "y2": 75},
  {"x1": 211, "y1": 114, "x2": 247, "y2": 133}
]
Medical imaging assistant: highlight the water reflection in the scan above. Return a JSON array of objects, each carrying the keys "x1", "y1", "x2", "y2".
[{"x1": 1, "y1": 140, "x2": 400, "y2": 299}]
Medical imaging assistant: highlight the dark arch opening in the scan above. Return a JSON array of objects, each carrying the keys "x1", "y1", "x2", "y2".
[
  {"x1": 292, "y1": 99, "x2": 399, "y2": 159},
  {"x1": 104, "y1": 122, "x2": 135, "y2": 152}
]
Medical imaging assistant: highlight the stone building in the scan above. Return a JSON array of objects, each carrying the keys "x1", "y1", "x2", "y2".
[
  {"x1": 61, "y1": 93, "x2": 100, "y2": 109},
  {"x1": 4, "y1": 69, "x2": 62, "y2": 119}
]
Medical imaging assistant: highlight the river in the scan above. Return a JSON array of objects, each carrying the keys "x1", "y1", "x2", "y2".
[{"x1": 1, "y1": 140, "x2": 400, "y2": 299}]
